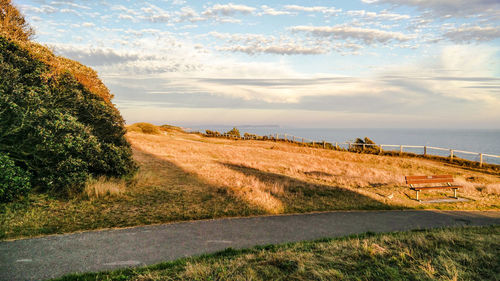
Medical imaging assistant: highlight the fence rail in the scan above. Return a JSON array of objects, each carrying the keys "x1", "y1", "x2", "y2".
[{"x1": 205, "y1": 132, "x2": 500, "y2": 166}]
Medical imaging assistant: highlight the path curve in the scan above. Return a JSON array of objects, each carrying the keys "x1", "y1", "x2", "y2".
[{"x1": 1, "y1": 210, "x2": 500, "y2": 280}]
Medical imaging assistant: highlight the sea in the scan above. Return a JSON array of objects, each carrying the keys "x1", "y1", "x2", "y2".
[{"x1": 187, "y1": 126, "x2": 500, "y2": 165}]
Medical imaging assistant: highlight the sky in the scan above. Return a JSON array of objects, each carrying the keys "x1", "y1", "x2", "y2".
[{"x1": 15, "y1": 0, "x2": 500, "y2": 128}]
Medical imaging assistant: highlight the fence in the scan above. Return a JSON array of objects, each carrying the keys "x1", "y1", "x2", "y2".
[{"x1": 207, "y1": 132, "x2": 500, "y2": 166}]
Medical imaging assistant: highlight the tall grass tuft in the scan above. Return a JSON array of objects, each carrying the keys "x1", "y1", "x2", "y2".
[{"x1": 84, "y1": 177, "x2": 127, "y2": 199}]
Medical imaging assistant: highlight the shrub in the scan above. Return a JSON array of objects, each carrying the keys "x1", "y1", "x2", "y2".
[
  {"x1": 205, "y1": 129, "x2": 221, "y2": 136},
  {"x1": 225, "y1": 127, "x2": 241, "y2": 138},
  {"x1": 0, "y1": 153, "x2": 31, "y2": 202},
  {"x1": 0, "y1": 35, "x2": 136, "y2": 194},
  {"x1": 127, "y1": 123, "x2": 161, "y2": 134},
  {"x1": 0, "y1": 0, "x2": 34, "y2": 41},
  {"x1": 349, "y1": 137, "x2": 379, "y2": 153}
]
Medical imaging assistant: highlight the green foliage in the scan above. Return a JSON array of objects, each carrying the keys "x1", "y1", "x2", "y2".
[
  {"x1": 350, "y1": 137, "x2": 379, "y2": 153},
  {"x1": 225, "y1": 127, "x2": 240, "y2": 138},
  {"x1": 205, "y1": 129, "x2": 221, "y2": 136},
  {"x1": 0, "y1": 152, "x2": 30, "y2": 202},
  {"x1": 0, "y1": 36, "x2": 136, "y2": 195}
]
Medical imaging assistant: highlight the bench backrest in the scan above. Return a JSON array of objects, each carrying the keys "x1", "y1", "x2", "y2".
[{"x1": 405, "y1": 175, "x2": 454, "y2": 185}]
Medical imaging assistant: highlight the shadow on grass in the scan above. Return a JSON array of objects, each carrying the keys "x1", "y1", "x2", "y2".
[
  {"x1": 0, "y1": 147, "x2": 264, "y2": 240},
  {"x1": 220, "y1": 162, "x2": 405, "y2": 212}
]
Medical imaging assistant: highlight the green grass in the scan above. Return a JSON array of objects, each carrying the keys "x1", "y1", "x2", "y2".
[{"x1": 52, "y1": 226, "x2": 500, "y2": 281}]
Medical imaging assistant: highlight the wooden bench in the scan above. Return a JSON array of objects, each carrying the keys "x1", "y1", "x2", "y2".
[{"x1": 405, "y1": 175, "x2": 462, "y2": 201}]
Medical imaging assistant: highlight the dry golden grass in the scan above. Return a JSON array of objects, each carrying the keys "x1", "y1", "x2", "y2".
[
  {"x1": 1, "y1": 127, "x2": 498, "y2": 240},
  {"x1": 84, "y1": 177, "x2": 127, "y2": 199},
  {"x1": 127, "y1": 129, "x2": 500, "y2": 212}
]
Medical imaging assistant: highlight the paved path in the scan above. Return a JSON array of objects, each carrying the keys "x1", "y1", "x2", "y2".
[{"x1": 1, "y1": 210, "x2": 499, "y2": 281}]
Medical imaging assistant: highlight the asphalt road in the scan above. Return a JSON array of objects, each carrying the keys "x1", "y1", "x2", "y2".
[{"x1": 1, "y1": 210, "x2": 499, "y2": 281}]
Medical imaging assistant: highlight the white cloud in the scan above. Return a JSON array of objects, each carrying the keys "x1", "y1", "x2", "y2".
[
  {"x1": 175, "y1": 6, "x2": 205, "y2": 22},
  {"x1": 209, "y1": 32, "x2": 331, "y2": 55},
  {"x1": 49, "y1": 1, "x2": 91, "y2": 10},
  {"x1": 51, "y1": 44, "x2": 141, "y2": 66},
  {"x1": 284, "y1": 5, "x2": 341, "y2": 14},
  {"x1": 364, "y1": 0, "x2": 500, "y2": 18},
  {"x1": 81, "y1": 22, "x2": 95, "y2": 27},
  {"x1": 291, "y1": 25, "x2": 413, "y2": 44},
  {"x1": 443, "y1": 26, "x2": 500, "y2": 43},
  {"x1": 19, "y1": 4, "x2": 57, "y2": 14},
  {"x1": 217, "y1": 45, "x2": 327, "y2": 55},
  {"x1": 141, "y1": 4, "x2": 171, "y2": 22},
  {"x1": 202, "y1": 3, "x2": 256, "y2": 17},
  {"x1": 346, "y1": 10, "x2": 411, "y2": 21},
  {"x1": 259, "y1": 5, "x2": 291, "y2": 16}
]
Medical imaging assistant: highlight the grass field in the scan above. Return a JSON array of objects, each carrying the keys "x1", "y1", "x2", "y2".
[
  {"x1": 53, "y1": 225, "x2": 500, "y2": 281},
  {"x1": 1, "y1": 127, "x2": 499, "y2": 240}
]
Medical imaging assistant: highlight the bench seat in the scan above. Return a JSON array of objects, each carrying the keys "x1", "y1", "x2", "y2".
[
  {"x1": 410, "y1": 185, "x2": 461, "y2": 191},
  {"x1": 405, "y1": 175, "x2": 460, "y2": 201}
]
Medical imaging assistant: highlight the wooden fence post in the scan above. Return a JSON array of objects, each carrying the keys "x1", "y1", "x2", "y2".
[
  {"x1": 479, "y1": 153, "x2": 483, "y2": 167},
  {"x1": 335, "y1": 142, "x2": 338, "y2": 150},
  {"x1": 399, "y1": 145, "x2": 403, "y2": 156},
  {"x1": 323, "y1": 141, "x2": 326, "y2": 149},
  {"x1": 284, "y1": 134, "x2": 287, "y2": 141},
  {"x1": 379, "y1": 145, "x2": 383, "y2": 154},
  {"x1": 424, "y1": 146, "x2": 427, "y2": 156},
  {"x1": 276, "y1": 133, "x2": 279, "y2": 141},
  {"x1": 450, "y1": 149, "x2": 454, "y2": 162},
  {"x1": 362, "y1": 144, "x2": 366, "y2": 151}
]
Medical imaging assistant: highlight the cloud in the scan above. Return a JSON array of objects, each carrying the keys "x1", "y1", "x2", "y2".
[
  {"x1": 81, "y1": 22, "x2": 95, "y2": 27},
  {"x1": 49, "y1": 1, "x2": 91, "y2": 10},
  {"x1": 209, "y1": 32, "x2": 330, "y2": 55},
  {"x1": 346, "y1": 10, "x2": 410, "y2": 21},
  {"x1": 19, "y1": 4, "x2": 58, "y2": 14},
  {"x1": 443, "y1": 26, "x2": 500, "y2": 43},
  {"x1": 291, "y1": 25, "x2": 413, "y2": 44},
  {"x1": 51, "y1": 45, "x2": 141, "y2": 66},
  {"x1": 202, "y1": 3, "x2": 256, "y2": 17},
  {"x1": 141, "y1": 4, "x2": 171, "y2": 22},
  {"x1": 217, "y1": 45, "x2": 327, "y2": 55},
  {"x1": 259, "y1": 5, "x2": 291, "y2": 16},
  {"x1": 284, "y1": 5, "x2": 341, "y2": 14},
  {"x1": 175, "y1": 6, "x2": 205, "y2": 22},
  {"x1": 363, "y1": 0, "x2": 500, "y2": 18}
]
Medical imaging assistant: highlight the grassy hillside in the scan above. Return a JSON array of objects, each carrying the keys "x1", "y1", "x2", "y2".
[
  {"x1": 1, "y1": 127, "x2": 498, "y2": 240},
  {"x1": 54, "y1": 226, "x2": 500, "y2": 281}
]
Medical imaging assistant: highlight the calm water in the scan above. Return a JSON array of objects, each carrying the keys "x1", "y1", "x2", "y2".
[{"x1": 189, "y1": 126, "x2": 500, "y2": 165}]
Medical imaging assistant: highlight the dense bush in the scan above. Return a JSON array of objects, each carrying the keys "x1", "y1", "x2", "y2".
[
  {"x1": 0, "y1": 152, "x2": 31, "y2": 202},
  {"x1": 225, "y1": 127, "x2": 241, "y2": 138},
  {"x1": 350, "y1": 137, "x2": 379, "y2": 153},
  {"x1": 127, "y1": 123, "x2": 161, "y2": 135},
  {"x1": 205, "y1": 129, "x2": 221, "y2": 136},
  {"x1": 0, "y1": 35, "x2": 136, "y2": 196},
  {"x1": 0, "y1": 0, "x2": 34, "y2": 41}
]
